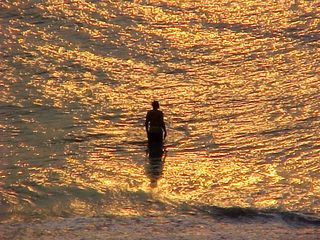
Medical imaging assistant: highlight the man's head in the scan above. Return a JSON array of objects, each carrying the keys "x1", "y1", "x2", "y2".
[{"x1": 152, "y1": 101, "x2": 160, "y2": 110}]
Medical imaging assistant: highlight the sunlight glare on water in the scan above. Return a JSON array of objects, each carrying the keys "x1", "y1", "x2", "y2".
[{"x1": 0, "y1": 0, "x2": 319, "y2": 221}]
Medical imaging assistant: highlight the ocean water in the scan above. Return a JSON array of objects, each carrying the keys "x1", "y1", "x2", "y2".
[{"x1": 0, "y1": 0, "x2": 319, "y2": 228}]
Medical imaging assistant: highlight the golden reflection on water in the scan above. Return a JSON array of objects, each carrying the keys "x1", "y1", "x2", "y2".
[{"x1": 1, "y1": 0, "x2": 319, "y2": 220}]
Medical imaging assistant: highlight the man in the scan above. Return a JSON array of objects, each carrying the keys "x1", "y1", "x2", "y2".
[{"x1": 145, "y1": 101, "x2": 167, "y2": 143}]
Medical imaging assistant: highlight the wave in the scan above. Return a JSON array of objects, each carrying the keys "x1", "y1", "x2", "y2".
[
  {"x1": 1, "y1": 181, "x2": 320, "y2": 227},
  {"x1": 193, "y1": 205, "x2": 320, "y2": 226}
]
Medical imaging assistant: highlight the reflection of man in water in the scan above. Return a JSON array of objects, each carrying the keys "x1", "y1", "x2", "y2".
[
  {"x1": 145, "y1": 145, "x2": 166, "y2": 188},
  {"x1": 145, "y1": 101, "x2": 167, "y2": 143}
]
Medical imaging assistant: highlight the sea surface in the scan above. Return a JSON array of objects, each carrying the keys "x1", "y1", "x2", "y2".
[{"x1": 0, "y1": 0, "x2": 320, "y2": 229}]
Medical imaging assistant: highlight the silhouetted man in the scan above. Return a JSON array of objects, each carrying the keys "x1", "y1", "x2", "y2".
[{"x1": 145, "y1": 101, "x2": 167, "y2": 143}]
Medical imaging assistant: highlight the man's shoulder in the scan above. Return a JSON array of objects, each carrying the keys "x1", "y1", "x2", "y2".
[
  {"x1": 154, "y1": 110, "x2": 163, "y2": 114},
  {"x1": 147, "y1": 110, "x2": 163, "y2": 117},
  {"x1": 146, "y1": 110, "x2": 154, "y2": 118}
]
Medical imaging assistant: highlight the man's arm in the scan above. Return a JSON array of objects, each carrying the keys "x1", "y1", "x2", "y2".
[
  {"x1": 161, "y1": 112, "x2": 167, "y2": 139},
  {"x1": 145, "y1": 112, "x2": 150, "y2": 134}
]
